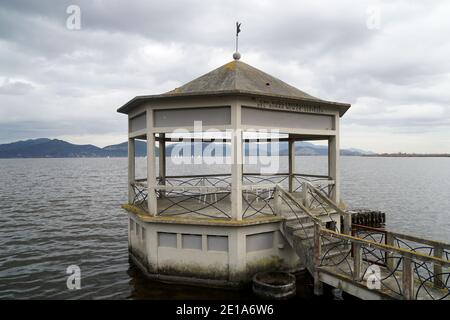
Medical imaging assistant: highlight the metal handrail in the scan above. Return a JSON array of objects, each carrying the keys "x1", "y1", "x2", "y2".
[
  {"x1": 276, "y1": 185, "x2": 322, "y2": 226},
  {"x1": 303, "y1": 181, "x2": 352, "y2": 234},
  {"x1": 320, "y1": 228, "x2": 450, "y2": 267}
]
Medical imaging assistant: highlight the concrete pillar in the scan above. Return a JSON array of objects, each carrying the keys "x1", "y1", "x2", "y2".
[
  {"x1": 229, "y1": 229, "x2": 246, "y2": 282},
  {"x1": 147, "y1": 110, "x2": 158, "y2": 216},
  {"x1": 288, "y1": 137, "x2": 296, "y2": 192},
  {"x1": 328, "y1": 116, "x2": 340, "y2": 203},
  {"x1": 128, "y1": 138, "x2": 135, "y2": 204},
  {"x1": 231, "y1": 103, "x2": 243, "y2": 220},
  {"x1": 159, "y1": 133, "x2": 166, "y2": 197}
]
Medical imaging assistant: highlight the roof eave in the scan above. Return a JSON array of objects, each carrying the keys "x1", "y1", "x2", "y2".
[{"x1": 117, "y1": 90, "x2": 351, "y2": 116}]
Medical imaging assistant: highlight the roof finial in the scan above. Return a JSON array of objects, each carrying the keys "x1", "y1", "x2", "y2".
[{"x1": 233, "y1": 21, "x2": 241, "y2": 60}]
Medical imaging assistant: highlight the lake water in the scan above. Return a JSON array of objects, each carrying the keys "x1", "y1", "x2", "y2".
[{"x1": 0, "y1": 156, "x2": 449, "y2": 299}]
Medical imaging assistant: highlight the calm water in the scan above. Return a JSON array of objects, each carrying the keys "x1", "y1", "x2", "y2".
[{"x1": 0, "y1": 156, "x2": 449, "y2": 299}]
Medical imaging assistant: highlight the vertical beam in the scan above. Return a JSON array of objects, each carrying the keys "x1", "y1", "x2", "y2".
[
  {"x1": 288, "y1": 137, "x2": 295, "y2": 192},
  {"x1": 159, "y1": 133, "x2": 166, "y2": 197},
  {"x1": 434, "y1": 246, "x2": 443, "y2": 288},
  {"x1": 146, "y1": 110, "x2": 158, "y2": 216},
  {"x1": 328, "y1": 115, "x2": 340, "y2": 203},
  {"x1": 274, "y1": 187, "x2": 282, "y2": 216},
  {"x1": 402, "y1": 257, "x2": 414, "y2": 300},
  {"x1": 313, "y1": 223, "x2": 323, "y2": 295},
  {"x1": 128, "y1": 137, "x2": 135, "y2": 204},
  {"x1": 353, "y1": 243, "x2": 362, "y2": 281},
  {"x1": 231, "y1": 102, "x2": 243, "y2": 220},
  {"x1": 385, "y1": 232, "x2": 395, "y2": 270}
]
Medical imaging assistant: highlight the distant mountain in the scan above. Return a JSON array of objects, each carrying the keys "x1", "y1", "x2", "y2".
[
  {"x1": 103, "y1": 140, "x2": 148, "y2": 157},
  {"x1": 0, "y1": 139, "x2": 106, "y2": 158},
  {"x1": 0, "y1": 138, "x2": 374, "y2": 158}
]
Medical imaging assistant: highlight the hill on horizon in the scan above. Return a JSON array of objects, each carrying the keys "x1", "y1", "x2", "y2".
[{"x1": 0, "y1": 138, "x2": 374, "y2": 158}]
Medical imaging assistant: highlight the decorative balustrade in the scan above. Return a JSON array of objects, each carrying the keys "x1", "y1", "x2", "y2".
[
  {"x1": 129, "y1": 173, "x2": 331, "y2": 220},
  {"x1": 318, "y1": 228, "x2": 450, "y2": 300},
  {"x1": 293, "y1": 173, "x2": 335, "y2": 196},
  {"x1": 351, "y1": 224, "x2": 450, "y2": 296}
]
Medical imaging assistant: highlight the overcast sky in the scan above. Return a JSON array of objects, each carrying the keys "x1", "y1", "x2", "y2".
[{"x1": 0, "y1": 0, "x2": 449, "y2": 153}]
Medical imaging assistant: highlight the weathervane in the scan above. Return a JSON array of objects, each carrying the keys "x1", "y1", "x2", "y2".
[{"x1": 233, "y1": 21, "x2": 242, "y2": 60}]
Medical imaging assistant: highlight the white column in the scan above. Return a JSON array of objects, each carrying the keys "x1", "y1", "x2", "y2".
[
  {"x1": 328, "y1": 115, "x2": 340, "y2": 203},
  {"x1": 147, "y1": 109, "x2": 158, "y2": 216},
  {"x1": 231, "y1": 102, "x2": 243, "y2": 220},
  {"x1": 159, "y1": 133, "x2": 166, "y2": 197},
  {"x1": 128, "y1": 137, "x2": 135, "y2": 204},
  {"x1": 288, "y1": 137, "x2": 296, "y2": 192}
]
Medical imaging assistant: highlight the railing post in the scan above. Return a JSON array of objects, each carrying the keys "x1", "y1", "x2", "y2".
[
  {"x1": 353, "y1": 242, "x2": 362, "y2": 281},
  {"x1": 274, "y1": 187, "x2": 282, "y2": 216},
  {"x1": 402, "y1": 257, "x2": 414, "y2": 300},
  {"x1": 385, "y1": 232, "x2": 395, "y2": 270},
  {"x1": 343, "y1": 214, "x2": 352, "y2": 235},
  {"x1": 433, "y1": 245, "x2": 444, "y2": 288},
  {"x1": 301, "y1": 182, "x2": 310, "y2": 207},
  {"x1": 313, "y1": 223, "x2": 323, "y2": 296},
  {"x1": 288, "y1": 138, "x2": 295, "y2": 193}
]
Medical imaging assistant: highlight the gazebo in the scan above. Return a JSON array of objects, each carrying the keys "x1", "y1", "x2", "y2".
[{"x1": 118, "y1": 53, "x2": 351, "y2": 287}]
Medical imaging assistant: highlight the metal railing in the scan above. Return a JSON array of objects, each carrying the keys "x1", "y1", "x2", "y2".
[
  {"x1": 318, "y1": 228, "x2": 450, "y2": 300},
  {"x1": 129, "y1": 173, "x2": 331, "y2": 219}
]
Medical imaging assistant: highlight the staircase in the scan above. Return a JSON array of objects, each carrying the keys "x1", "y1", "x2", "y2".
[{"x1": 275, "y1": 183, "x2": 450, "y2": 300}]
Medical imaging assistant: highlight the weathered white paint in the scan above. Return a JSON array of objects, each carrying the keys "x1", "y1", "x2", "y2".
[
  {"x1": 130, "y1": 112, "x2": 146, "y2": 133},
  {"x1": 146, "y1": 110, "x2": 157, "y2": 216},
  {"x1": 128, "y1": 138, "x2": 135, "y2": 203},
  {"x1": 242, "y1": 107, "x2": 333, "y2": 130},
  {"x1": 231, "y1": 102, "x2": 243, "y2": 220},
  {"x1": 154, "y1": 106, "x2": 231, "y2": 127},
  {"x1": 288, "y1": 137, "x2": 295, "y2": 192},
  {"x1": 328, "y1": 115, "x2": 340, "y2": 203}
]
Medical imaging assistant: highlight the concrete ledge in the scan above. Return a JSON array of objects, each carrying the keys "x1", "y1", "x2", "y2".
[
  {"x1": 318, "y1": 267, "x2": 394, "y2": 300},
  {"x1": 122, "y1": 203, "x2": 283, "y2": 227},
  {"x1": 129, "y1": 251, "x2": 244, "y2": 289}
]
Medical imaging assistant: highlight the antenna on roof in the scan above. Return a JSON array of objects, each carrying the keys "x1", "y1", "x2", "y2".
[{"x1": 233, "y1": 22, "x2": 241, "y2": 60}]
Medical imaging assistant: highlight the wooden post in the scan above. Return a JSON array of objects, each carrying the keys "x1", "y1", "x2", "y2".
[
  {"x1": 288, "y1": 137, "x2": 295, "y2": 193},
  {"x1": 146, "y1": 110, "x2": 158, "y2": 216},
  {"x1": 402, "y1": 257, "x2": 414, "y2": 300},
  {"x1": 353, "y1": 243, "x2": 362, "y2": 281},
  {"x1": 231, "y1": 103, "x2": 243, "y2": 220},
  {"x1": 313, "y1": 223, "x2": 323, "y2": 295},
  {"x1": 128, "y1": 137, "x2": 135, "y2": 204},
  {"x1": 385, "y1": 232, "x2": 395, "y2": 270},
  {"x1": 434, "y1": 246, "x2": 444, "y2": 288},
  {"x1": 159, "y1": 133, "x2": 166, "y2": 197},
  {"x1": 342, "y1": 214, "x2": 352, "y2": 235}
]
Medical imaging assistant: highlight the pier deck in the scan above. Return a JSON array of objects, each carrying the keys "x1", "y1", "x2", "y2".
[{"x1": 128, "y1": 174, "x2": 450, "y2": 300}]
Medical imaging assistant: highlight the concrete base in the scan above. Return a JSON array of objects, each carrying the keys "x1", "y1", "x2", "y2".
[{"x1": 126, "y1": 209, "x2": 302, "y2": 288}]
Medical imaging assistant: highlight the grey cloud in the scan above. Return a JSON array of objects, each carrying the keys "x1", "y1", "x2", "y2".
[
  {"x1": 0, "y1": 0, "x2": 449, "y2": 152},
  {"x1": 0, "y1": 79, "x2": 34, "y2": 95}
]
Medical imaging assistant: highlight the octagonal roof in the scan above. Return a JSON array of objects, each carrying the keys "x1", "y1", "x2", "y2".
[{"x1": 118, "y1": 59, "x2": 350, "y2": 116}]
